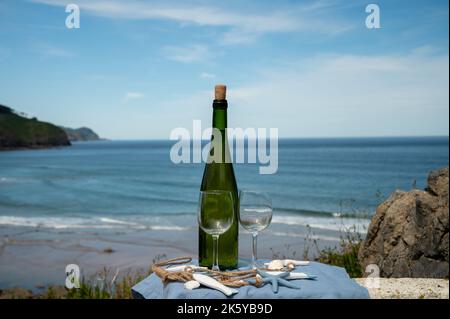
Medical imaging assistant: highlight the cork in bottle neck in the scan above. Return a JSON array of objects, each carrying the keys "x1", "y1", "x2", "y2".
[{"x1": 214, "y1": 84, "x2": 226, "y2": 101}]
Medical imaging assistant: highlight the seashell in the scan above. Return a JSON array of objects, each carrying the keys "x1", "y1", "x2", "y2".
[
  {"x1": 286, "y1": 272, "x2": 313, "y2": 280},
  {"x1": 192, "y1": 273, "x2": 239, "y2": 296},
  {"x1": 266, "y1": 271, "x2": 316, "y2": 280},
  {"x1": 265, "y1": 271, "x2": 289, "y2": 277},
  {"x1": 166, "y1": 264, "x2": 207, "y2": 272},
  {"x1": 184, "y1": 280, "x2": 200, "y2": 290},
  {"x1": 283, "y1": 259, "x2": 310, "y2": 266},
  {"x1": 166, "y1": 265, "x2": 190, "y2": 272},
  {"x1": 254, "y1": 274, "x2": 264, "y2": 286},
  {"x1": 266, "y1": 260, "x2": 284, "y2": 270}
]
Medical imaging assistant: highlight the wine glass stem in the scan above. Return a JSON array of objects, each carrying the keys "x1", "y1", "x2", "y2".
[
  {"x1": 212, "y1": 234, "x2": 220, "y2": 271},
  {"x1": 252, "y1": 232, "x2": 258, "y2": 269}
]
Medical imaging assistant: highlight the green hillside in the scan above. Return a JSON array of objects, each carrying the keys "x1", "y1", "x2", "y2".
[
  {"x1": 61, "y1": 126, "x2": 100, "y2": 142},
  {"x1": 0, "y1": 104, "x2": 71, "y2": 150}
]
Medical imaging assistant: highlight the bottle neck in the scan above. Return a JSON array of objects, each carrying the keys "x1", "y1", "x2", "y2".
[
  {"x1": 212, "y1": 100, "x2": 227, "y2": 130},
  {"x1": 209, "y1": 99, "x2": 231, "y2": 163}
]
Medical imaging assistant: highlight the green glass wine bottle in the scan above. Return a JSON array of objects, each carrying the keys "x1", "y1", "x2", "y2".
[{"x1": 199, "y1": 84, "x2": 239, "y2": 270}]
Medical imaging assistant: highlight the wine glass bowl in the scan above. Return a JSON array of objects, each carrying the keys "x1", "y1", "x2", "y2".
[
  {"x1": 239, "y1": 190, "x2": 273, "y2": 269},
  {"x1": 239, "y1": 206, "x2": 273, "y2": 233},
  {"x1": 198, "y1": 191, "x2": 234, "y2": 235},
  {"x1": 198, "y1": 190, "x2": 235, "y2": 271}
]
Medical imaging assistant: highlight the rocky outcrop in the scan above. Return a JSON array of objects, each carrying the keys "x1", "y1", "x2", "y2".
[
  {"x1": 0, "y1": 104, "x2": 71, "y2": 150},
  {"x1": 359, "y1": 167, "x2": 449, "y2": 278},
  {"x1": 61, "y1": 126, "x2": 100, "y2": 142}
]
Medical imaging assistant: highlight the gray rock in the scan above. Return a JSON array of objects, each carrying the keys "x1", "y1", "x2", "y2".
[
  {"x1": 427, "y1": 167, "x2": 449, "y2": 198},
  {"x1": 359, "y1": 167, "x2": 449, "y2": 278}
]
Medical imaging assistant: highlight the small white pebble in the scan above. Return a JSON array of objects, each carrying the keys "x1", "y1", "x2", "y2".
[
  {"x1": 284, "y1": 259, "x2": 310, "y2": 266},
  {"x1": 184, "y1": 280, "x2": 200, "y2": 290},
  {"x1": 267, "y1": 260, "x2": 284, "y2": 270}
]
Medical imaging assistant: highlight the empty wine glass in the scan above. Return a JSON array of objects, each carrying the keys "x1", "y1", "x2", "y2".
[
  {"x1": 198, "y1": 190, "x2": 235, "y2": 271},
  {"x1": 239, "y1": 190, "x2": 273, "y2": 269}
]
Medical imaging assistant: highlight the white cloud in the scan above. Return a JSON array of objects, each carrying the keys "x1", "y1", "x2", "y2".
[
  {"x1": 225, "y1": 51, "x2": 449, "y2": 137},
  {"x1": 200, "y1": 72, "x2": 216, "y2": 79},
  {"x1": 31, "y1": 0, "x2": 296, "y2": 30},
  {"x1": 123, "y1": 91, "x2": 144, "y2": 102},
  {"x1": 31, "y1": 0, "x2": 352, "y2": 44},
  {"x1": 34, "y1": 43, "x2": 74, "y2": 58},
  {"x1": 43, "y1": 47, "x2": 74, "y2": 58},
  {"x1": 411, "y1": 45, "x2": 442, "y2": 56},
  {"x1": 163, "y1": 44, "x2": 211, "y2": 63},
  {"x1": 153, "y1": 50, "x2": 449, "y2": 138}
]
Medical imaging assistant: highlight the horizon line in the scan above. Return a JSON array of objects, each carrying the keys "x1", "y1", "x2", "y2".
[{"x1": 91, "y1": 135, "x2": 450, "y2": 142}]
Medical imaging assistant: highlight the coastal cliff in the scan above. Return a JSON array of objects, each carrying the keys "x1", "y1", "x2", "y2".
[
  {"x1": 0, "y1": 104, "x2": 71, "y2": 150},
  {"x1": 61, "y1": 126, "x2": 100, "y2": 142}
]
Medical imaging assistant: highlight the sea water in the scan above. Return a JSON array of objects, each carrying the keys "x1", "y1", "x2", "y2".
[{"x1": 0, "y1": 137, "x2": 448, "y2": 234}]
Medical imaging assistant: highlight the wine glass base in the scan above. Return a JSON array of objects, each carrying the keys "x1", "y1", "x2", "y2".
[
  {"x1": 252, "y1": 261, "x2": 266, "y2": 269},
  {"x1": 238, "y1": 259, "x2": 266, "y2": 270}
]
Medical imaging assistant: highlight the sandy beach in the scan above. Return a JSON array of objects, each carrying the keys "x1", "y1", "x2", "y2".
[{"x1": 0, "y1": 222, "x2": 345, "y2": 291}]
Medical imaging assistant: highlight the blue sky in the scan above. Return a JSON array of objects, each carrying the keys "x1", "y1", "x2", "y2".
[{"x1": 0, "y1": 0, "x2": 448, "y2": 139}]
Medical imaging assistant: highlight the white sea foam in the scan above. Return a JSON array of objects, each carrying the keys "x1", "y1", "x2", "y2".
[
  {"x1": 99, "y1": 217, "x2": 139, "y2": 226},
  {"x1": 97, "y1": 217, "x2": 190, "y2": 230},
  {"x1": 148, "y1": 225, "x2": 190, "y2": 231},
  {"x1": 0, "y1": 215, "x2": 190, "y2": 231},
  {"x1": 0, "y1": 177, "x2": 14, "y2": 183},
  {"x1": 271, "y1": 215, "x2": 369, "y2": 233},
  {"x1": 0, "y1": 213, "x2": 367, "y2": 234},
  {"x1": 0, "y1": 216, "x2": 119, "y2": 229}
]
